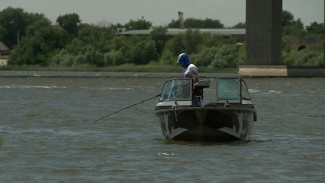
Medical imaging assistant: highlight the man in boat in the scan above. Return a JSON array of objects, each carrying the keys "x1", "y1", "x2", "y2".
[
  {"x1": 177, "y1": 53, "x2": 202, "y2": 105},
  {"x1": 176, "y1": 53, "x2": 198, "y2": 83}
]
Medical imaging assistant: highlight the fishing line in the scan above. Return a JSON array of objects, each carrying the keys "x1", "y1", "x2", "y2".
[{"x1": 90, "y1": 94, "x2": 161, "y2": 124}]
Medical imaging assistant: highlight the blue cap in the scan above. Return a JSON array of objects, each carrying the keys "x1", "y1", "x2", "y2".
[{"x1": 177, "y1": 53, "x2": 191, "y2": 68}]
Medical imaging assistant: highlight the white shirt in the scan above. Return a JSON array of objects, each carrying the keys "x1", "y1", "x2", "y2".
[{"x1": 184, "y1": 64, "x2": 198, "y2": 83}]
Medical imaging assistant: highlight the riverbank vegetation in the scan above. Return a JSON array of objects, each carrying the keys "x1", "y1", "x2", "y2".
[
  {"x1": 0, "y1": 63, "x2": 237, "y2": 73},
  {"x1": 0, "y1": 7, "x2": 324, "y2": 72}
]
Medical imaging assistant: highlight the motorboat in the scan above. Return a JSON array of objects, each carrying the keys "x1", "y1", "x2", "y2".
[{"x1": 155, "y1": 77, "x2": 257, "y2": 141}]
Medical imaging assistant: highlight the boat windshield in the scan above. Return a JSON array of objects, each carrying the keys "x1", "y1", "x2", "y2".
[
  {"x1": 160, "y1": 79, "x2": 192, "y2": 101},
  {"x1": 216, "y1": 78, "x2": 251, "y2": 103}
]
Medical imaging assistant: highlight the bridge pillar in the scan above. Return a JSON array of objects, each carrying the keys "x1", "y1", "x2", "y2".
[{"x1": 245, "y1": 0, "x2": 282, "y2": 65}]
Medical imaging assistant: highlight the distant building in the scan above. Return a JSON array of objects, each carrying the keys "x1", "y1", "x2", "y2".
[
  {"x1": 0, "y1": 41, "x2": 11, "y2": 56},
  {"x1": 118, "y1": 28, "x2": 246, "y2": 42}
]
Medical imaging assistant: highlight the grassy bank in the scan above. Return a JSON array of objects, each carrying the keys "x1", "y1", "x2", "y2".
[{"x1": 0, "y1": 64, "x2": 238, "y2": 73}]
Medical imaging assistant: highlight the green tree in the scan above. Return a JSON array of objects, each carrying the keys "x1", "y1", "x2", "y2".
[
  {"x1": 194, "y1": 47, "x2": 219, "y2": 67},
  {"x1": 184, "y1": 29, "x2": 202, "y2": 54},
  {"x1": 167, "y1": 19, "x2": 179, "y2": 28},
  {"x1": 124, "y1": 17, "x2": 152, "y2": 31},
  {"x1": 184, "y1": 18, "x2": 224, "y2": 28},
  {"x1": 104, "y1": 50, "x2": 126, "y2": 66},
  {"x1": 168, "y1": 18, "x2": 224, "y2": 28},
  {"x1": 66, "y1": 24, "x2": 111, "y2": 55},
  {"x1": 150, "y1": 26, "x2": 168, "y2": 55},
  {"x1": 164, "y1": 34, "x2": 185, "y2": 55},
  {"x1": 84, "y1": 46, "x2": 105, "y2": 66},
  {"x1": 129, "y1": 39, "x2": 157, "y2": 65},
  {"x1": 56, "y1": 13, "x2": 81, "y2": 35},
  {"x1": 306, "y1": 22, "x2": 325, "y2": 35},
  {"x1": 108, "y1": 35, "x2": 131, "y2": 54},
  {"x1": 282, "y1": 24, "x2": 305, "y2": 35},
  {"x1": 232, "y1": 22, "x2": 246, "y2": 28},
  {"x1": 106, "y1": 35, "x2": 158, "y2": 65},
  {"x1": 51, "y1": 49, "x2": 74, "y2": 66},
  {"x1": 210, "y1": 45, "x2": 239, "y2": 68},
  {"x1": 200, "y1": 34, "x2": 235, "y2": 49},
  {"x1": 282, "y1": 10, "x2": 295, "y2": 27},
  {"x1": 159, "y1": 49, "x2": 175, "y2": 65},
  {"x1": 282, "y1": 10, "x2": 305, "y2": 35},
  {"x1": 0, "y1": 7, "x2": 45, "y2": 48},
  {"x1": 9, "y1": 19, "x2": 66, "y2": 65},
  {"x1": 283, "y1": 49, "x2": 324, "y2": 67},
  {"x1": 192, "y1": 44, "x2": 242, "y2": 68},
  {"x1": 163, "y1": 29, "x2": 202, "y2": 57}
]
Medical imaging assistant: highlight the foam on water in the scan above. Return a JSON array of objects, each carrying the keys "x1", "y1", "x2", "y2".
[{"x1": 0, "y1": 84, "x2": 66, "y2": 89}]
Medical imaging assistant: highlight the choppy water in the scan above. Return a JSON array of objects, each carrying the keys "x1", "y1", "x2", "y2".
[{"x1": 0, "y1": 74, "x2": 324, "y2": 182}]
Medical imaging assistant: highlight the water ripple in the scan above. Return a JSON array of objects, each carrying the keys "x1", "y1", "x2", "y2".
[{"x1": 1, "y1": 77, "x2": 324, "y2": 182}]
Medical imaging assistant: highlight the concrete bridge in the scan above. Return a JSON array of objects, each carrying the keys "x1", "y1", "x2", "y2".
[{"x1": 240, "y1": 0, "x2": 325, "y2": 77}]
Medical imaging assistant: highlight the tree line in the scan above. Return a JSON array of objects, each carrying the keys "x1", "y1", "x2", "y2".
[{"x1": 0, "y1": 7, "x2": 324, "y2": 68}]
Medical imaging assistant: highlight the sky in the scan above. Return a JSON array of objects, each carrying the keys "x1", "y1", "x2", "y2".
[{"x1": 1, "y1": 0, "x2": 324, "y2": 27}]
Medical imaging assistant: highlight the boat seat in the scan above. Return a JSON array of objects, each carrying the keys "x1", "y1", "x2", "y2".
[{"x1": 194, "y1": 79, "x2": 210, "y2": 88}]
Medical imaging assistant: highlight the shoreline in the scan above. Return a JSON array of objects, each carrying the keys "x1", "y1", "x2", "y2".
[
  {"x1": 0, "y1": 70, "x2": 237, "y2": 79},
  {"x1": 2, "y1": 67, "x2": 325, "y2": 78}
]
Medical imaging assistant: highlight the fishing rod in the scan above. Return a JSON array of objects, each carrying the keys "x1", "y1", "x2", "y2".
[{"x1": 90, "y1": 94, "x2": 161, "y2": 124}]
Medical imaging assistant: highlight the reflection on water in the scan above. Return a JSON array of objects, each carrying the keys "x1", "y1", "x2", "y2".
[{"x1": 0, "y1": 75, "x2": 324, "y2": 182}]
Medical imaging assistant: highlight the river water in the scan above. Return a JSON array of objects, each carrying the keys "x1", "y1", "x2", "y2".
[{"x1": 0, "y1": 73, "x2": 324, "y2": 182}]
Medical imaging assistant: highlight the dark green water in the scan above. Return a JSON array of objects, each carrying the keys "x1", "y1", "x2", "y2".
[{"x1": 0, "y1": 74, "x2": 324, "y2": 182}]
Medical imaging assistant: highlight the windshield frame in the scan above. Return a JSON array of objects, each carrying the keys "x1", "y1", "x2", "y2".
[
  {"x1": 216, "y1": 77, "x2": 250, "y2": 104},
  {"x1": 159, "y1": 78, "x2": 192, "y2": 102}
]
